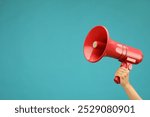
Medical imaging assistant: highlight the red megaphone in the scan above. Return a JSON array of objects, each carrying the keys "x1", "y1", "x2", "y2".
[{"x1": 83, "y1": 26, "x2": 143, "y2": 84}]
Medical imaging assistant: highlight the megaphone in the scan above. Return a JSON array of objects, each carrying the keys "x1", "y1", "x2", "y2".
[{"x1": 83, "y1": 26, "x2": 143, "y2": 84}]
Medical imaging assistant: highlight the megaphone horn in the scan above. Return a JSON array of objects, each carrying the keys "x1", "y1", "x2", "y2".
[{"x1": 83, "y1": 26, "x2": 143, "y2": 84}]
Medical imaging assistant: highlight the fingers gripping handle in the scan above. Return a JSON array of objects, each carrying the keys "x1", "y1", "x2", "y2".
[{"x1": 114, "y1": 62, "x2": 132, "y2": 84}]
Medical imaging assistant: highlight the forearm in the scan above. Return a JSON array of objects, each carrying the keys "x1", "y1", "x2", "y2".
[{"x1": 123, "y1": 83, "x2": 142, "y2": 100}]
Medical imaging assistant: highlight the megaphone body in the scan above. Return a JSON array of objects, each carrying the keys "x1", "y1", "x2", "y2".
[{"x1": 83, "y1": 26, "x2": 143, "y2": 84}]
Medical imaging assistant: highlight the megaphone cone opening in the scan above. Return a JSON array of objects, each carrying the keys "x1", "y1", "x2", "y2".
[{"x1": 83, "y1": 26, "x2": 109, "y2": 62}]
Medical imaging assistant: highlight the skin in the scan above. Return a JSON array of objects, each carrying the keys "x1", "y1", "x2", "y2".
[{"x1": 115, "y1": 67, "x2": 142, "y2": 100}]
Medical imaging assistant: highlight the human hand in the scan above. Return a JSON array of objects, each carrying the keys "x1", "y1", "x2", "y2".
[{"x1": 115, "y1": 67, "x2": 130, "y2": 87}]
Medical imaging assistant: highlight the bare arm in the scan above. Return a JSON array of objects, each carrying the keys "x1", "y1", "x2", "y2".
[{"x1": 115, "y1": 67, "x2": 142, "y2": 100}]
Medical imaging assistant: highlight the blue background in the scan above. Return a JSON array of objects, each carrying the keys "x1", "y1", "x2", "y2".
[{"x1": 0, "y1": 0, "x2": 150, "y2": 100}]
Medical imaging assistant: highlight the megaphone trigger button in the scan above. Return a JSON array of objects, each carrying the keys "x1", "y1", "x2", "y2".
[{"x1": 128, "y1": 64, "x2": 132, "y2": 70}]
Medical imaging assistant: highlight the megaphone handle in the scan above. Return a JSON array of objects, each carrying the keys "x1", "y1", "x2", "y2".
[{"x1": 114, "y1": 62, "x2": 132, "y2": 84}]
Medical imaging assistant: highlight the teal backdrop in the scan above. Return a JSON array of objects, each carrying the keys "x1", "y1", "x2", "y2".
[{"x1": 0, "y1": 0, "x2": 150, "y2": 100}]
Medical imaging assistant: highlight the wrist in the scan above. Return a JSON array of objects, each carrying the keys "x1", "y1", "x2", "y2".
[{"x1": 121, "y1": 82, "x2": 131, "y2": 88}]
